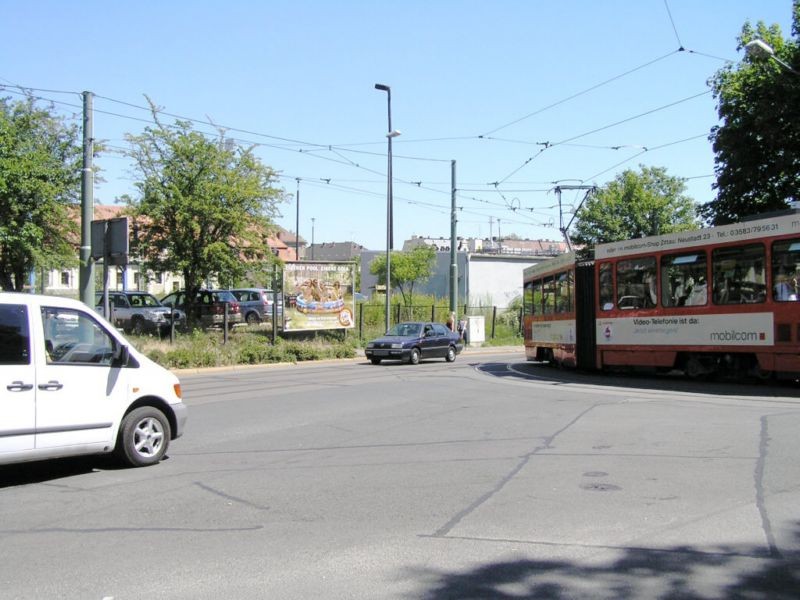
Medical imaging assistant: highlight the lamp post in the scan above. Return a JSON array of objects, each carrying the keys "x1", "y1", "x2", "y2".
[
  {"x1": 311, "y1": 217, "x2": 315, "y2": 260},
  {"x1": 374, "y1": 83, "x2": 401, "y2": 333},
  {"x1": 295, "y1": 178, "x2": 301, "y2": 260},
  {"x1": 744, "y1": 39, "x2": 799, "y2": 75}
]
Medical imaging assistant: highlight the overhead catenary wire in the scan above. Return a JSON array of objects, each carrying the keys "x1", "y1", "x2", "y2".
[{"x1": 1, "y1": 51, "x2": 726, "y2": 243}]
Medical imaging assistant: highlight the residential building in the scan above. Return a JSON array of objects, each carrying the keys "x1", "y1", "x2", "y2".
[{"x1": 32, "y1": 204, "x2": 295, "y2": 299}]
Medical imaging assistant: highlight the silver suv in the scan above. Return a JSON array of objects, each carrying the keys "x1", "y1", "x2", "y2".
[
  {"x1": 95, "y1": 291, "x2": 186, "y2": 335},
  {"x1": 229, "y1": 288, "x2": 283, "y2": 326}
]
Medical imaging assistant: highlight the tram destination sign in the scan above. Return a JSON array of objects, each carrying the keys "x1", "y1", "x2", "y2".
[{"x1": 595, "y1": 214, "x2": 800, "y2": 260}]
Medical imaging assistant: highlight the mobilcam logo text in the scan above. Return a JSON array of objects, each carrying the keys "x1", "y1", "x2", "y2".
[{"x1": 709, "y1": 330, "x2": 766, "y2": 342}]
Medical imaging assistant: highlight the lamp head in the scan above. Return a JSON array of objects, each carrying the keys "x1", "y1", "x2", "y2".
[
  {"x1": 387, "y1": 130, "x2": 402, "y2": 138},
  {"x1": 374, "y1": 83, "x2": 390, "y2": 91},
  {"x1": 744, "y1": 39, "x2": 775, "y2": 58}
]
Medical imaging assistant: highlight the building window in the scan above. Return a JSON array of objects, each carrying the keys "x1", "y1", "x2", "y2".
[{"x1": 60, "y1": 271, "x2": 71, "y2": 287}]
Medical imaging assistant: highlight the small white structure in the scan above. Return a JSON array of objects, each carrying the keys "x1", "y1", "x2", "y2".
[{"x1": 466, "y1": 315, "x2": 485, "y2": 347}]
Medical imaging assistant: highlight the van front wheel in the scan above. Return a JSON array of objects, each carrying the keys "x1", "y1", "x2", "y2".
[{"x1": 117, "y1": 406, "x2": 171, "y2": 467}]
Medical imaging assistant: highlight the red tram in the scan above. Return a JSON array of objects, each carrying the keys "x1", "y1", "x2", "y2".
[{"x1": 523, "y1": 212, "x2": 800, "y2": 378}]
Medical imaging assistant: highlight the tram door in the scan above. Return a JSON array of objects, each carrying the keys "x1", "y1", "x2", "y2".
[{"x1": 575, "y1": 262, "x2": 597, "y2": 370}]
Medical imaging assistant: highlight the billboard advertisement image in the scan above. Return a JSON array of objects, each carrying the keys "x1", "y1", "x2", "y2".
[{"x1": 283, "y1": 262, "x2": 356, "y2": 332}]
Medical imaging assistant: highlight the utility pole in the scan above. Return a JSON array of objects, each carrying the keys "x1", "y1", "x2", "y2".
[
  {"x1": 449, "y1": 160, "x2": 457, "y2": 315},
  {"x1": 79, "y1": 91, "x2": 94, "y2": 308},
  {"x1": 295, "y1": 178, "x2": 301, "y2": 260}
]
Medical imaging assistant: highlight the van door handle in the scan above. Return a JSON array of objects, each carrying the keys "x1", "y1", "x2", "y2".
[
  {"x1": 38, "y1": 380, "x2": 64, "y2": 391},
  {"x1": 7, "y1": 381, "x2": 34, "y2": 392}
]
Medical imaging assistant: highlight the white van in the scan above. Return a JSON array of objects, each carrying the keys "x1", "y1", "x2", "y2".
[{"x1": 0, "y1": 293, "x2": 187, "y2": 467}]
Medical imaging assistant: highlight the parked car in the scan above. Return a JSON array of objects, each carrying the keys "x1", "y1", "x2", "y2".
[
  {"x1": 160, "y1": 290, "x2": 242, "y2": 329},
  {"x1": 365, "y1": 321, "x2": 464, "y2": 365},
  {"x1": 0, "y1": 292, "x2": 187, "y2": 467},
  {"x1": 229, "y1": 288, "x2": 283, "y2": 325},
  {"x1": 95, "y1": 291, "x2": 186, "y2": 335}
]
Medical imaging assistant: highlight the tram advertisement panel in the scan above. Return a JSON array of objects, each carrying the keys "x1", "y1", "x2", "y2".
[
  {"x1": 283, "y1": 261, "x2": 356, "y2": 331},
  {"x1": 532, "y1": 320, "x2": 576, "y2": 344},
  {"x1": 595, "y1": 214, "x2": 800, "y2": 260},
  {"x1": 597, "y1": 313, "x2": 774, "y2": 346}
]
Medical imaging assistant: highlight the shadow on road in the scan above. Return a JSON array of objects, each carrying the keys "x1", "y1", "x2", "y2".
[
  {"x1": 477, "y1": 361, "x2": 800, "y2": 399},
  {"x1": 409, "y1": 526, "x2": 800, "y2": 599},
  {"x1": 0, "y1": 454, "x2": 127, "y2": 488}
]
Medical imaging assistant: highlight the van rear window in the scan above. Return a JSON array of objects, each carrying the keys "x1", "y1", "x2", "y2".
[{"x1": 0, "y1": 304, "x2": 30, "y2": 365}]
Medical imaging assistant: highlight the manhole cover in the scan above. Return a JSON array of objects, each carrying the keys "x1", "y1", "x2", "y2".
[
  {"x1": 580, "y1": 482, "x2": 621, "y2": 492},
  {"x1": 583, "y1": 471, "x2": 609, "y2": 478}
]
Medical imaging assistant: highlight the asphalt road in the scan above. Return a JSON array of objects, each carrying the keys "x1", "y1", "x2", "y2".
[{"x1": 1, "y1": 350, "x2": 799, "y2": 599}]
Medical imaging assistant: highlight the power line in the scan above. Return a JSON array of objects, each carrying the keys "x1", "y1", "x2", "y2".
[
  {"x1": 493, "y1": 90, "x2": 711, "y2": 184},
  {"x1": 663, "y1": 0, "x2": 684, "y2": 49},
  {"x1": 481, "y1": 50, "x2": 681, "y2": 136}
]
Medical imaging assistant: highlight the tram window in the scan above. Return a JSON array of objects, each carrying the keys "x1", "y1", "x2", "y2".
[
  {"x1": 661, "y1": 252, "x2": 708, "y2": 307},
  {"x1": 712, "y1": 243, "x2": 766, "y2": 304},
  {"x1": 555, "y1": 271, "x2": 573, "y2": 313},
  {"x1": 523, "y1": 281, "x2": 535, "y2": 315},
  {"x1": 598, "y1": 263, "x2": 614, "y2": 311},
  {"x1": 616, "y1": 257, "x2": 657, "y2": 309},
  {"x1": 532, "y1": 280, "x2": 544, "y2": 315},
  {"x1": 771, "y1": 238, "x2": 800, "y2": 302},
  {"x1": 543, "y1": 276, "x2": 556, "y2": 314}
]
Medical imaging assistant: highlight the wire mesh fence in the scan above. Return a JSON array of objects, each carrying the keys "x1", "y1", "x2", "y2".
[{"x1": 353, "y1": 303, "x2": 523, "y2": 341}]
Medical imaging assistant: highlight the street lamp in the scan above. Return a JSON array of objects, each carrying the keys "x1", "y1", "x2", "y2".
[
  {"x1": 375, "y1": 83, "x2": 402, "y2": 333},
  {"x1": 311, "y1": 217, "x2": 315, "y2": 260},
  {"x1": 295, "y1": 178, "x2": 301, "y2": 260},
  {"x1": 744, "y1": 39, "x2": 799, "y2": 75}
]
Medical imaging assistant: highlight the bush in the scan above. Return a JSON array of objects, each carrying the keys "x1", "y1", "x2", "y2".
[{"x1": 133, "y1": 327, "x2": 356, "y2": 369}]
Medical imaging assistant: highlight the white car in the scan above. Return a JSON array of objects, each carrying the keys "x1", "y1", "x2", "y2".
[{"x1": 0, "y1": 293, "x2": 188, "y2": 467}]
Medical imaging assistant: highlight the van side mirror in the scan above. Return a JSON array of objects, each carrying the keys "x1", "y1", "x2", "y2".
[{"x1": 113, "y1": 344, "x2": 130, "y2": 367}]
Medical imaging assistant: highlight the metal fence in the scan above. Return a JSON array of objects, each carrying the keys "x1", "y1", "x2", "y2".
[{"x1": 353, "y1": 303, "x2": 523, "y2": 341}]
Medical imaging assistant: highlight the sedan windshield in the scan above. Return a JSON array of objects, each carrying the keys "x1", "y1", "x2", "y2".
[{"x1": 388, "y1": 323, "x2": 422, "y2": 337}]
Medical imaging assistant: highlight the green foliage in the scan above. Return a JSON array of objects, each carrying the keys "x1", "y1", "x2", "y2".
[
  {"x1": 135, "y1": 328, "x2": 355, "y2": 369},
  {"x1": 124, "y1": 97, "x2": 287, "y2": 307},
  {"x1": 705, "y1": 5, "x2": 800, "y2": 224},
  {"x1": 571, "y1": 165, "x2": 698, "y2": 247},
  {"x1": 0, "y1": 96, "x2": 82, "y2": 291},
  {"x1": 368, "y1": 245, "x2": 436, "y2": 304}
]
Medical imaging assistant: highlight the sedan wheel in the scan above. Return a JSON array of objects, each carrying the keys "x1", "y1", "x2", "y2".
[
  {"x1": 445, "y1": 346, "x2": 456, "y2": 362},
  {"x1": 116, "y1": 406, "x2": 171, "y2": 467},
  {"x1": 408, "y1": 348, "x2": 420, "y2": 365}
]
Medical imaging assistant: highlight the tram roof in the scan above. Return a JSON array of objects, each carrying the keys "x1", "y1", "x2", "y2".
[{"x1": 523, "y1": 251, "x2": 577, "y2": 279}]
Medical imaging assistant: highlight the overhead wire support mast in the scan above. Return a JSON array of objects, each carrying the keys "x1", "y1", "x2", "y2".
[{"x1": 553, "y1": 184, "x2": 596, "y2": 251}]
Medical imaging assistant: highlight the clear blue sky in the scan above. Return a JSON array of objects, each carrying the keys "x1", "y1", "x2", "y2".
[{"x1": 1, "y1": 1, "x2": 794, "y2": 250}]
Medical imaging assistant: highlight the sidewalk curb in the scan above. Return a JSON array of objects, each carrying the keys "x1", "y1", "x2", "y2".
[{"x1": 172, "y1": 346, "x2": 524, "y2": 376}]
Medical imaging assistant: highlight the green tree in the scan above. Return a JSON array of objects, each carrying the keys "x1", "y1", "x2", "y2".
[
  {"x1": 125, "y1": 101, "x2": 285, "y2": 317},
  {"x1": 704, "y1": 3, "x2": 800, "y2": 224},
  {"x1": 571, "y1": 165, "x2": 698, "y2": 248},
  {"x1": 0, "y1": 96, "x2": 82, "y2": 291},
  {"x1": 369, "y1": 244, "x2": 436, "y2": 304}
]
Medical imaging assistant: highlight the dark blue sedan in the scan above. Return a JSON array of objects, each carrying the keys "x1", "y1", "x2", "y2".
[{"x1": 365, "y1": 321, "x2": 464, "y2": 365}]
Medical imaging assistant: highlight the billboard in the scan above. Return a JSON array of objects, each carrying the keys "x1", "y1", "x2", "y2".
[{"x1": 283, "y1": 261, "x2": 356, "y2": 331}]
